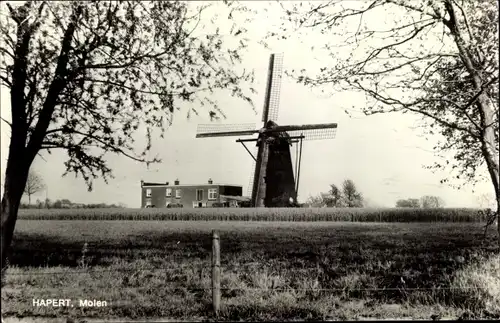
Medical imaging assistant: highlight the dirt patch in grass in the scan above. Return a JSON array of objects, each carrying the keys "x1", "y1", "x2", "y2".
[{"x1": 2, "y1": 221, "x2": 499, "y2": 320}]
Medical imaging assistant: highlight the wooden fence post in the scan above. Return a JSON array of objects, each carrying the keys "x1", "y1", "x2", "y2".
[{"x1": 212, "y1": 230, "x2": 221, "y2": 317}]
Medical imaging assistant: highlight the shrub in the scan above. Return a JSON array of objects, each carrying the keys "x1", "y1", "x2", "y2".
[{"x1": 451, "y1": 254, "x2": 500, "y2": 315}]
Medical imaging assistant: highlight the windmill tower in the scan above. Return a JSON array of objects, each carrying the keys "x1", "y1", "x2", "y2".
[{"x1": 196, "y1": 53, "x2": 338, "y2": 207}]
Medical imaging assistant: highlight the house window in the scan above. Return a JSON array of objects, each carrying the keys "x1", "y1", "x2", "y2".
[
  {"x1": 196, "y1": 189, "x2": 203, "y2": 201},
  {"x1": 176, "y1": 189, "x2": 182, "y2": 198},
  {"x1": 146, "y1": 189, "x2": 151, "y2": 197},
  {"x1": 166, "y1": 188, "x2": 172, "y2": 197},
  {"x1": 208, "y1": 188, "x2": 217, "y2": 200},
  {"x1": 145, "y1": 199, "x2": 152, "y2": 207}
]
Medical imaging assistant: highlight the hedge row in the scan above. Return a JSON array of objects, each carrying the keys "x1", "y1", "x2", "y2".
[{"x1": 17, "y1": 207, "x2": 489, "y2": 222}]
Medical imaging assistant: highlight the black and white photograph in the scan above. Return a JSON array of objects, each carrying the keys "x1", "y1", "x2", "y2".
[{"x1": 0, "y1": 0, "x2": 499, "y2": 322}]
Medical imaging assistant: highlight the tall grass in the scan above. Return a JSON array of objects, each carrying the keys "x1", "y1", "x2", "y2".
[
  {"x1": 451, "y1": 253, "x2": 500, "y2": 315},
  {"x1": 17, "y1": 207, "x2": 489, "y2": 222}
]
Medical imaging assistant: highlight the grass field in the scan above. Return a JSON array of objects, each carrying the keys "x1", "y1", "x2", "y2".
[{"x1": 2, "y1": 220, "x2": 499, "y2": 321}]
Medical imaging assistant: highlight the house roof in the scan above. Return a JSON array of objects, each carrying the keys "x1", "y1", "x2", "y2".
[
  {"x1": 142, "y1": 182, "x2": 167, "y2": 186},
  {"x1": 142, "y1": 182, "x2": 242, "y2": 188}
]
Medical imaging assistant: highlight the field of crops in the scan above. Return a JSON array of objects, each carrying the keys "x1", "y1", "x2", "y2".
[
  {"x1": 2, "y1": 220, "x2": 499, "y2": 321},
  {"x1": 17, "y1": 207, "x2": 489, "y2": 222}
]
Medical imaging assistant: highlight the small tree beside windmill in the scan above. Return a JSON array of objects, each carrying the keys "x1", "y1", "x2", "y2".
[{"x1": 196, "y1": 53, "x2": 339, "y2": 207}]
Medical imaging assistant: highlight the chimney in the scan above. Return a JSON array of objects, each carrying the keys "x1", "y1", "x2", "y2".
[
  {"x1": 174, "y1": 179, "x2": 179, "y2": 185},
  {"x1": 140, "y1": 180, "x2": 144, "y2": 187},
  {"x1": 208, "y1": 178, "x2": 213, "y2": 184}
]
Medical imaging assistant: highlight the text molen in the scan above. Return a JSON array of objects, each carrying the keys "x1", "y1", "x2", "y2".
[{"x1": 79, "y1": 299, "x2": 108, "y2": 307}]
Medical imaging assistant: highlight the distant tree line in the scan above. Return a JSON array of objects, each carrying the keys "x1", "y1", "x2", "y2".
[
  {"x1": 19, "y1": 171, "x2": 125, "y2": 209},
  {"x1": 396, "y1": 196, "x2": 445, "y2": 208},
  {"x1": 306, "y1": 180, "x2": 446, "y2": 209},
  {"x1": 20, "y1": 198, "x2": 125, "y2": 209},
  {"x1": 306, "y1": 179, "x2": 364, "y2": 208}
]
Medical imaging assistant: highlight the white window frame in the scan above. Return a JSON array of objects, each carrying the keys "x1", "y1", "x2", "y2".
[
  {"x1": 175, "y1": 189, "x2": 182, "y2": 198},
  {"x1": 208, "y1": 188, "x2": 217, "y2": 200},
  {"x1": 196, "y1": 189, "x2": 203, "y2": 201},
  {"x1": 145, "y1": 199, "x2": 152, "y2": 207},
  {"x1": 146, "y1": 189, "x2": 152, "y2": 197},
  {"x1": 166, "y1": 188, "x2": 172, "y2": 197}
]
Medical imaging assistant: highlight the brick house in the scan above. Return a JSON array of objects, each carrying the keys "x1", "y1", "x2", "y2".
[{"x1": 140, "y1": 178, "x2": 247, "y2": 208}]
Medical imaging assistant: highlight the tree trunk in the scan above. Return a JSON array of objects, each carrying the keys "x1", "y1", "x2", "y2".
[
  {"x1": 482, "y1": 137, "x2": 500, "y2": 244},
  {"x1": 478, "y1": 95, "x2": 500, "y2": 246},
  {"x1": 1, "y1": 161, "x2": 29, "y2": 273},
  {"x1": 443, "y1": 1, "x2": 500, "y2": 247},
  {"x1": 497, "y1": 196, "x2": 500, "y2": 246},
  {"x1": 477, "y1": 94, "x2": 500, "y2": 247},
  {"x1": 486, "y1": 157, "x2": 500, "y2": 245}
]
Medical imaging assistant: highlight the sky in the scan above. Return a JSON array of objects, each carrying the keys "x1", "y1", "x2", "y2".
[{"x1": 0, "y1": 1, "x2": 496, "y2": 208}]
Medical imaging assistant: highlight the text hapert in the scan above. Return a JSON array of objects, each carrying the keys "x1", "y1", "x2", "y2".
[
  {"x1": 33, "y1": 299, "x2": 71, "y2": 307},
  {"x1": 79, "y1": 299, "x2": 108, "y2": 307}
]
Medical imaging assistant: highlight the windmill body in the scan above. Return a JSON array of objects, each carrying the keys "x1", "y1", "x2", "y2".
[
  {"x1": 252, "y1": 120, "x2": 298, "y2": 207},
  {"x1": 196, "y1": 54, "x2": 338, "y2": 207}
]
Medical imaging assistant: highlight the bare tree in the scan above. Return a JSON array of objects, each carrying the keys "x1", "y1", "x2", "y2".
[
  {"x1": 23, "y1": 170, "x2": 45, "y2": 205},
  {"x1": 0, "y1": 1, "x2": 255, "y2": 270},
  {"x1": 476, "y1": 193, "x2": 495, "y2": 209},
  {"x1": 269, "y1": 0, "x2": 499, "y2": 244}
]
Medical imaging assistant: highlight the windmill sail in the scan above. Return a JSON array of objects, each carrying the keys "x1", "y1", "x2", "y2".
[
  {"x1": 196, "y1": 123, "x2": 257, "y2": 138},
  {"x1": 264, "y1": 123, "x2": 338, "y2": 134},
  {"x1": 261, "y1": 53, "x2": 284, "y2": 123},
  {"x1": 286, "y1": 127, "x2": 337, "y2": 141}
]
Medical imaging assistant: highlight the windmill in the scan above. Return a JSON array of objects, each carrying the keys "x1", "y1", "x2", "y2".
[{"x1": 196, "y1": 53, "x2": 338, "y2": 207}]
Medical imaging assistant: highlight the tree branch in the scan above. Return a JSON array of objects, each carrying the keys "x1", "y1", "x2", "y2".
[
  {"x1": 0, "y1": 47, "x2": 15, "y2": 61},
  {"x1": 356, "y1": 81, "x2": 480, "y2": 138},
  {"x1": 355, "y1": 21, "x2": 436, "y2": 74},
  {"x1": 0, "y1": 75, "x2": 12, "y2": 87},
  {"x1": 304, "y1": 0, "x2": 383, "y2": 29},
  {"x1": 41, "y1": 128, "x2": 153, "y2": 163},
  {"x1": 386, "y1": 0, "x2": 442, "y2": 20},
  {"x1": 462, "y1": 76, "x2": 499, "y2": 112},
  {"x1": 26, "y1": 5, "x2": 83, "y2": 161},
  {"x1": 451, "y1": 0, "x2": 474, "y2": 45},
  {"x1": 0, "y1": 116, "x2": 12, "y2": 127}
]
